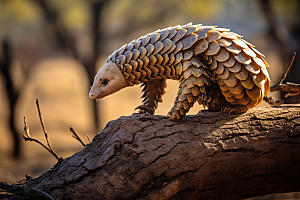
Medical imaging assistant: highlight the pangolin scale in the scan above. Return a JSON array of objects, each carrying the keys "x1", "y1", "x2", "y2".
[{"x1": 89, "y1": 22, "x2": 271, "y2": 121}]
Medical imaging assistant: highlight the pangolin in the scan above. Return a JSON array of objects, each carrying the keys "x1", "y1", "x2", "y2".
[{"x1": 89, "y1": 23, "x2": 271, "y2": 121}]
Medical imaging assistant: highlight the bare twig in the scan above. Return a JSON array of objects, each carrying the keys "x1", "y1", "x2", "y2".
[
  {"x1": 278, "y1": 52, "x2": 296, "y2": 84},
  {"x1": 23, "y1": 118, "x2": 62, "y2": 161},
  {"x1": 70, "y1": 127, "x2": 85, "y2": 147},
  {"x1": 270, "y1": 82, "x2": 300, "y2": 96},
  {"x1": 0, "y1": 181, "x2": 54, "y2": 200},
  {"x1": 36, "y1": 99, "x2": 54, "y2": 152},
  {"x1": 23, "y1": 99, "x2": 62, "y2": 161},
  {"x1": 263, "y1": 96, "x2": 284, "y2": 105},
  {"x1": 87, "y1": 135, "x2": 91, "y2": 143},
  {"x1": 265, "y1": 52, "x2": 300, "y2": 104}
]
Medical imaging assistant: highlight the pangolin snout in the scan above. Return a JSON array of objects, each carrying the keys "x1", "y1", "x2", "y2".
[{"x1": 89, "y1": 91, "x2": 98, "y2": 99}]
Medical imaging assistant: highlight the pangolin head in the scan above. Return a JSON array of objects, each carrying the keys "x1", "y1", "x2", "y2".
[{"x1": 89, "y1": 61, "x2": 128, "y2": 99}]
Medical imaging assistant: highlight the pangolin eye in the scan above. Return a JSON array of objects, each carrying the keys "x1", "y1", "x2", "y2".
[{"x1": 102, "y1": 79, "x2": 108, "y2": 85}]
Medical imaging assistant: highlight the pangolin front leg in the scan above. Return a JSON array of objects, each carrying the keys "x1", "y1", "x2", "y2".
[{"x1": 135, "y1": 79, "x2": 167, "y2": 115}]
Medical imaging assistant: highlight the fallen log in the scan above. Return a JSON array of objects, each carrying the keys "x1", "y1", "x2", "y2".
[{"x1": 3, "y1": 104, "x2": 300, "y2": 200}]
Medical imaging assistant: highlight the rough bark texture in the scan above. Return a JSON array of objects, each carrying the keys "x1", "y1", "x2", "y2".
[{"x1": 21, "y1": 105, "x2": 300, "y2": 200}]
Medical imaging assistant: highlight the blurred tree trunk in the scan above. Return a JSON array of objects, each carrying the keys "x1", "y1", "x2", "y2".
[
  {"x1": 84, "y1": 0, "x2": 109, "y2": 131},
  {"x1": 259, "y1": 0, "x2": 300, "y2": 103},
  {"x1": 0, "y1": 39, "x2": 21, "y2": 158},
  {"x1": 37, "y1": 0, "x2": 110, "y2": 131}
]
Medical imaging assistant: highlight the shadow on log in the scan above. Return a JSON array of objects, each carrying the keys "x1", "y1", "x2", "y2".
[{"x1": 3, "y1": 105, "x2": 300, "y2": 200}]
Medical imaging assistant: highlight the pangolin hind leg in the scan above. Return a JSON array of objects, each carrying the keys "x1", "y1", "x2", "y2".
[
  {"x1": 201, "y1": 82, "x2": 249, "y2": 114},
  {"x1": 135, "y1": 79, "x2": 167, "y2": 115},
  {"x1": 215, "y1": 79, "x2": 249, "y2": 114},
  {"x1": 197, "y1": 83, "x2": 249, "y2": 114},
  {"x1": 198, "y1": 83, "x2": 229, "y2": 112}
]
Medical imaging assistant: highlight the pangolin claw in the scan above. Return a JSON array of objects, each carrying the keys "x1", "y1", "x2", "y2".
[
  {"x1": 135, "y1": 105, "x2": 154, "y2": 115},
  {"x1": 221, "y1": 105, "x2": 248, "y2": 114}
]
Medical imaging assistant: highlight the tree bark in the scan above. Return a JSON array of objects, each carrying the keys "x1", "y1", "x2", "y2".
[{"x1": 16, "y1": 105, "x2": 300, "y2": 199}]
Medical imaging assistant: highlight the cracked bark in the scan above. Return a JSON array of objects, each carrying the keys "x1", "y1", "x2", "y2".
[{"x1": 14, "y1": 105, "x2": 300, "y2": 199}]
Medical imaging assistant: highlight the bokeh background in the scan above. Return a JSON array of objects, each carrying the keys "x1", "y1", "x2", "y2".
[{"x1": 0, "y1": 0, "x2": 299, "y2": 199}]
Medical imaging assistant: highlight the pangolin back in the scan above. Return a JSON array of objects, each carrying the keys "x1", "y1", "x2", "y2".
[{"x1": 105, "y1": 23, "x2": 270, "y2": 120}]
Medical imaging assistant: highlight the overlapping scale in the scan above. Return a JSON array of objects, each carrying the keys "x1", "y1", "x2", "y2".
[
  {"x1": 116, "y1": 44, "x2": 127, "y2": 56},
  {"x1": 222, "y1": 53, "x2": 235, "y2": 67},
  {"x1": 243, "y1": 48, "x2": 256, "y2": 58},
  {"x1": 158, "y1": 30, "x2": 169, "y2": 41},
  {"x1": 124, "y1": 51, "x2": 133, "y2": 63},
  {"x1": 245, "y1": 62, "x2": 260, "y2": 74},
  {"x1": 226, "y1": 43, "x2": 242, "y2": 54},
  {"x1": 206, "y1": 29, "x2": 222, "y2": 42},
  {"x1": 206, "y1": 41, "x2": 220, "y2": 55},
  {"x1": 166, "y1": 42, "x2": 176, "y2": 54},
  {"x1": 193, "y1": 39, "x2": 209, "y2": 55},
  {"x1": 145, "y1": 44, "x2": 154, "y2": 57},
  {"x1": 183, "y1": 50, "x2": 193, "y2": 60},
  {"x1": 232, "y1": 39, "x2": 248, "y2": 49},
  {"x1": 173, "y1": 41, "x2": 183, "y2": 54},
  {"x1": 197, "y1": 26, "x2": 214, "y2": 40},
  {"x1": 149, "y1": 33, "x2": 161, "y2": 44},
  {"x1": 246, "y1": 86, "x2": 261, "y2": 100},
  {"x1": 229, "y1": 81, "x2": 243, "y2": 94},
  {"x1": 234, "y1": 52, "x2": 252, "y2": 65},
  {"x1": 215, "y1": 62, "x2": 225, "y2": 74},
  {"x1": 234, "y1": 65, "x2": 248, "y2": 80},
  {"x1": 167, "y1": 29, "x2": 177, "y2": 40},
  {"x1": 161, "y1": 38, "x2": 173, "y2": 54},
  {"x1": 213, "y1": 47, "x2": 229, "y2": 62},
  {"x1": 186, "y1": 26, "x2": 197, "y2": 36},
  {"x1": 172, "y1": 28, "x2": 187, "y2": 43},
  {"x1": 224, "y1": 73, "x2": 238, "y2": 87},
  {"x1": 217, "y1": 38, "x2": 232, "y2": 47},
  {"x1": 182, "y1": 33, "x2": 198, "y2": 50}
]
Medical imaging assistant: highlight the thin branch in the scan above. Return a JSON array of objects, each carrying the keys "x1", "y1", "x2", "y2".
[
  {"x1": 270, "y1": 82, "x2": 300, "y2": 96},
  {"x1": 87, "y1": 134, "x2": 91, "y2": 143},
  {"x1": 36, "y1": 99, "x2": 54, "y2": 152},
  {"x1": 70, "y1": 127, "x2": 85, "y2": 147},
  {"x1": 22, "y1": 117, "x2": 61, "y2": 161},
  {"x1": 263, "y1": 96, "x2": 284, "y2": 105},
  {"x1": 278, "y1": 52, "x2": 296, "y2": 84},
  {"x1": 0, "y1": 181, "x2": 54, "y2": 200},
  {"x1": 265, "y1": 52, "x2": 300, "y2": 103}
]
